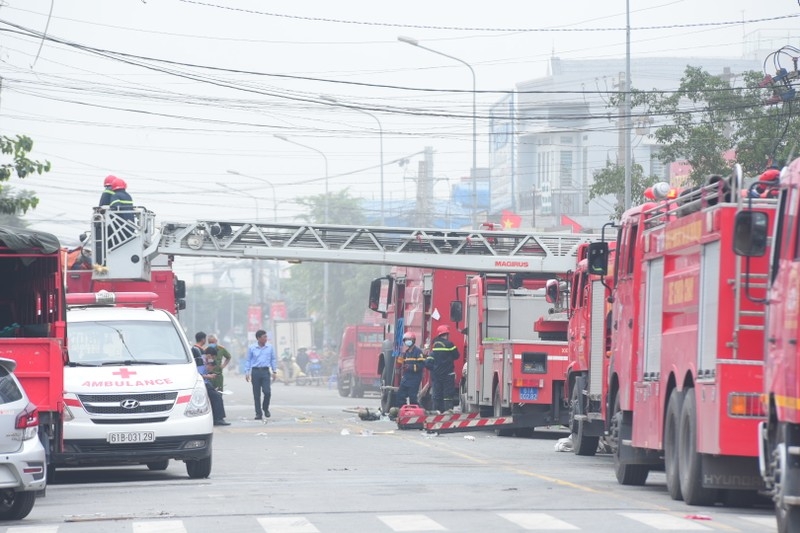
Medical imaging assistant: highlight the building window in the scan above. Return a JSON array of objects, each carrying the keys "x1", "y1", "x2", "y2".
[{"x1": 560, "y1": 151, "x2": 573, "y2": 188}]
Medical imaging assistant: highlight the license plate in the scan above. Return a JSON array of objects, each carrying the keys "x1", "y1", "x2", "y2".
[
  {"x1": 519, "y1": 387, "x2": 538, "y2": 401},
  {"x1": 107, "y1": 431, "x2": 155, "y2": 444}
]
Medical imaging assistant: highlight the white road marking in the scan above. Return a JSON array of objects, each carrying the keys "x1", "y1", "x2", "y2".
[
  {"x1": 378, "y1": 514, "x2": 447, "y2": 531},
  {"x1": 498, "y1": 512, "x2": 579, "y2": 530},
  {"x1": 132, "y1": 521, "x2": 188, "y2": 533},
  {"x1": 256, "y1": 516, "x2": 320, "y2": 533},
  {"x1": 619, "y1": 512, "x2": 712, "y2": 530}
]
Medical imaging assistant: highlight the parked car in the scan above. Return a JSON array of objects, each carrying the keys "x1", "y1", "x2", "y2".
[{"x1": 0, "y1": 357, "x2": 46, "y2": 520}]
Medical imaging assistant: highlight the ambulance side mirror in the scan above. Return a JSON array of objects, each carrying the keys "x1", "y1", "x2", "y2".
[
  {"x1": 733, "y1": 211, "x2": 768, "y2": 257},
  {"x1": 545, "y1": 279, "x2": 559, "y2": 304},
  {"x1": 587, "y1": 242, "x2": 609, "y2": 275}
]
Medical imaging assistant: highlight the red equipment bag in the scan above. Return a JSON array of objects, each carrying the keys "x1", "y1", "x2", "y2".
[{"x1": 396, "y1": 404, "x2": 426, "y2": 430}]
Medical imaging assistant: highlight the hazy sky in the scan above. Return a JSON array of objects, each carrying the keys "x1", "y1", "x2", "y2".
[{"x1": 0, "y1": 0, "x2": 796, "y2": 277}]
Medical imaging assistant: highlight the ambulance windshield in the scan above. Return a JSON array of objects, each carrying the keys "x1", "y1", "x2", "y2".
[{"x1": 67, "y1": 321, "x2": 190, "y2": 365}]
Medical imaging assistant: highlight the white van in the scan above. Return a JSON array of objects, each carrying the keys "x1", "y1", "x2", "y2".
[{"x1": 55, "y1": 292, "x2": 213, "y2": 478}]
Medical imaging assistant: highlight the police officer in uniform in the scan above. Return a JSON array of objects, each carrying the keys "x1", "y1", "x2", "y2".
[{"x1": 426, "y1": 325, "x2": 460, "y2": 413}]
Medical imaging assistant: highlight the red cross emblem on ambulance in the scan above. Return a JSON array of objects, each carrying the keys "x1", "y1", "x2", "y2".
[{"x1": 111, "y1": 368, "x2": 137, "y2": 379}]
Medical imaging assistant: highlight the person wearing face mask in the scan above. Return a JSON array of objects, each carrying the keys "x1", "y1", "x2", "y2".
[
  {"x1": 206, "y1": 334, "x2": 231, "y2": 391},
  {"x1": 394, "y1": 331, "x2": 426, "y2": 408}
]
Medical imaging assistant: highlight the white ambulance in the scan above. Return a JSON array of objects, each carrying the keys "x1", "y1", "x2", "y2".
[{"x1": 54, "y1": 291, "x2": 213, "y2": 479}]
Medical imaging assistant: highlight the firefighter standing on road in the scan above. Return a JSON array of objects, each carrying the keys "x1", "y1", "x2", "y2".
[
  {"x1": 394, "y1": 331, "x2": 425, "y2": 407},
  {"x1": 426, "y1": 325, "x2": 460, "y2": 413}
]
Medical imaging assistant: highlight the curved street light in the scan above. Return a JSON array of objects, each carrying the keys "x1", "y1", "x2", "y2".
[
  {"x1": 320, "y1": 95, "x2": 385, "y2": 226},
  {"x1": 273, "y1": 134, "x2": 330, "y2": 350},
  {"x1": 398, "y1": 35, "x2": 477, "y2": 227}
]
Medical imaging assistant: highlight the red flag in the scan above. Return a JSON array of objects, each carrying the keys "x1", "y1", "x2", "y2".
[
  {"x1": 501, "y1": 210, "x2": 521, "y2": 229},
  {"x1": 560, "y1": 215, "x2": 583, "y2": 233}
]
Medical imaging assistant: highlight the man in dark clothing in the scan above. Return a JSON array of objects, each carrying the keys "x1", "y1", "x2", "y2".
[
  {"x1": 99, "y1": 175, "x2": 116, "y2": 207},
  {"x1": 109, "y1": 178, "x2": 135, "y2": 222},
  {"x1": 394, "y1": 331, "x2": 426, "y2": 407},
  {"x1": 196, "y1": 354, "x2": 230, "y2": 426},
  {"x1": 426, "y1": 324, "x2": 460, "y2": 413},
  {"x1": 191, "y1": 331, "x2": 207, "y2": 366}
]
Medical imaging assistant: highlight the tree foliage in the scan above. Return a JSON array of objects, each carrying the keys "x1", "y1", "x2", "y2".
[
  {"x1": 0, "y1": 134, "x2": 51, "y2": 214},
  {"x1": 283, "y1": 189, "x2": 382, "y2": 349},
  {"x1": 588, "y1": 161, "x2": 660, "y2": 220},
  {"x1": 612, "y1": 66, "x2": 799, "y2": 186}
]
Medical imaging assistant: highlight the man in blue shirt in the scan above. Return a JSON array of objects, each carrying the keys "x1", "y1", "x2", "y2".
[{"x1": 245, "y1": 329, "x2": 277, "y2": 421}]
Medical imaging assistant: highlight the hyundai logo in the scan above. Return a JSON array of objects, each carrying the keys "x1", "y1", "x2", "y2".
[{"x1": 120, "y1": 399, "x2": 140, "y2": 409}]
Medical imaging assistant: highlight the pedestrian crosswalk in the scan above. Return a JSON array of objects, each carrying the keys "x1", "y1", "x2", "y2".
[{"x1": 3, "y1": 512, "x2": 777, "y2": 532}]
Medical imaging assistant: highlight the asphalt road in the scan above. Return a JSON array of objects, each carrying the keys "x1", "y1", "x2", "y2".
[{"x1": 5, "y1": 371, "x2": 778, "y2": 533}]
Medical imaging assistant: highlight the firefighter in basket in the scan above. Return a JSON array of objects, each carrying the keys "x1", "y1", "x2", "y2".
[
  {"x1": 426, "y1": 325, "x2": 460, "y2": 413},
  {"x1": 393, "y1": 331, "x2": 426, "y2": 409}
]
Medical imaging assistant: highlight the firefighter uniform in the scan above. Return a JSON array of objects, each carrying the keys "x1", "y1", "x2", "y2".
[
  {"x1": 395, "y1": 344, "x2": 425, "y2": 407},
  {"x1": 426, "y1": 330, "x2": 460, "y2": 412}
]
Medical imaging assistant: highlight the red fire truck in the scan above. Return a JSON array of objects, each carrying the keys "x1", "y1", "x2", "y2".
[
  {"x1": 370, "y1": 234, "x2": 592, "y2": 434},
  {"x1": 369, "y1": 267, "x2": 466, "y2": 413},
  {"x1": 561, "y1": 240, "x2": 616, "y2": 455},
  {"x1": 734, "y1": 158, "x2": 799, "y2": 532},
  {"x1": 337, "y1": 324, "x2": 384, "y2": 398},
  {"x1": 65, "y1": 253, "x2": 185, "y2": 315},
  {"x1": 453, "y1": 271, "x2": 573, "y2": 436},
  {"x1": 590, "y1": 167, "x2": 769, "y2": 505}
]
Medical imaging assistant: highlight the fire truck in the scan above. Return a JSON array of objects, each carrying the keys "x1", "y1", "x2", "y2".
[
  {"x1": 65, "y1": 252, "x2": 185, "y2": 314},
  {"x1": 369, "y1": 235, "x2": 593, "y2": 434},
  {"x1": 589, "y1": 166, "x2": 770, "y2": 506},
  {"x1": 734, "y1": 158, "x2": 800, "y2": 532},
  {"x1": 337, "y1": 324, "x2": 383, "y2": 398},
  {"x1": 557, "y1": 240, "x2": 616, "y2": 455}
]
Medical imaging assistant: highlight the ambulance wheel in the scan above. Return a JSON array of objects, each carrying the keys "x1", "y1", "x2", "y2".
[
  {"x1": 571, "y1": 382, "x2": 598, "y2": 456},
  {"x1": 611, "y1": 394, "x2": 649, "y2": 486},
  {"x1": 493, "y1": 387, "x2": 513, "y2": 437},
  {"x1": 146, "y1": 460, "x2": 169, "y2": 471},
  {"x1": 186, "y1": 456, "x2": 212, "y2": 479},
  {"x1": 678, "y1": 387, "x2": 717, "y2": 505},
  {"x1": 664, "y1": 389, "x2": 684, "y2": 501}
]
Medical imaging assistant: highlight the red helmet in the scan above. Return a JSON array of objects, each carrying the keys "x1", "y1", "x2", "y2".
[
  {"x1": 402, "y1": 331, "x2": 416, "y2": 342},
  {"x1": 104, "y1": 175, "x2": 117, "y2": 187},
  {"x1": 112, "y1": 177, "x2": 127, "y2": 191},
  {"x1": 435, "y1": 325, "x2": 451, "y2": 336}
]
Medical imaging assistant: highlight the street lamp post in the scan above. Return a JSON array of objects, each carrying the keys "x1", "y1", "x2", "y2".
[
  {"x1": 273, "y1": 134, "x2": 330, "y2": 350},
  {"x1": 320, "y1": 95, "x2": 385, "y2": 226},
  {"x1": 398, "y1": 35, "x2": 477, "y2": 228},
  {"x1": 226, "y1": 170, "x2": 280, "y2": 299},
  {"x1": 216, "y1": 182, "x2": 262, "y2": 306}
]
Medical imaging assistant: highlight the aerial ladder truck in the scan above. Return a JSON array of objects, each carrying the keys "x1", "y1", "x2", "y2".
[{"x1": 93, "y1": 207, "x2": 594, "y2": 435}]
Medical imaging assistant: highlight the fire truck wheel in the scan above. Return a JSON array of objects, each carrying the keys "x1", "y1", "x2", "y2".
[
  {"x1": 571, "y1": 382, "x2": 598, "y2": 456},
  {"x1": 664, "y1": 389, "x2": 684, "y2": 501},
  {"x1": 611, "y1": 394, "x2": 649, "y2": 486},
  {"x1": 678, "y1": 388, "x2": 718, "y2": 505},
  {"x1": 337, "y1": 375, "x2": 349, "y2": 397},
  {"x1": 493, "y1": 387, "x2": 513, "y2": 437},
  {"x1": 775, "y1": 422, "x2": 800, "y2": 533},
  {"x1": 381, "y1": 389, "x2": 395, "y2": 414},
  {"x1": 350, "y1": 377, "x2": 364, "y2": 398}
]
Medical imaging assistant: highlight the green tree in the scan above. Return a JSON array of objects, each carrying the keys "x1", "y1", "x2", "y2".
[
  {"x1": 283, "y1": 189, "x2": 382, "y2": 350},
  {"x1": 0, "y1": 134, "x2": 51, "y2": 214},
  {"x1": 617, "y1": 66, "x2": 797, "y2": 186},
  {"x1": 588, "y1": 161, "x2": 661, "y2": 220}
]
